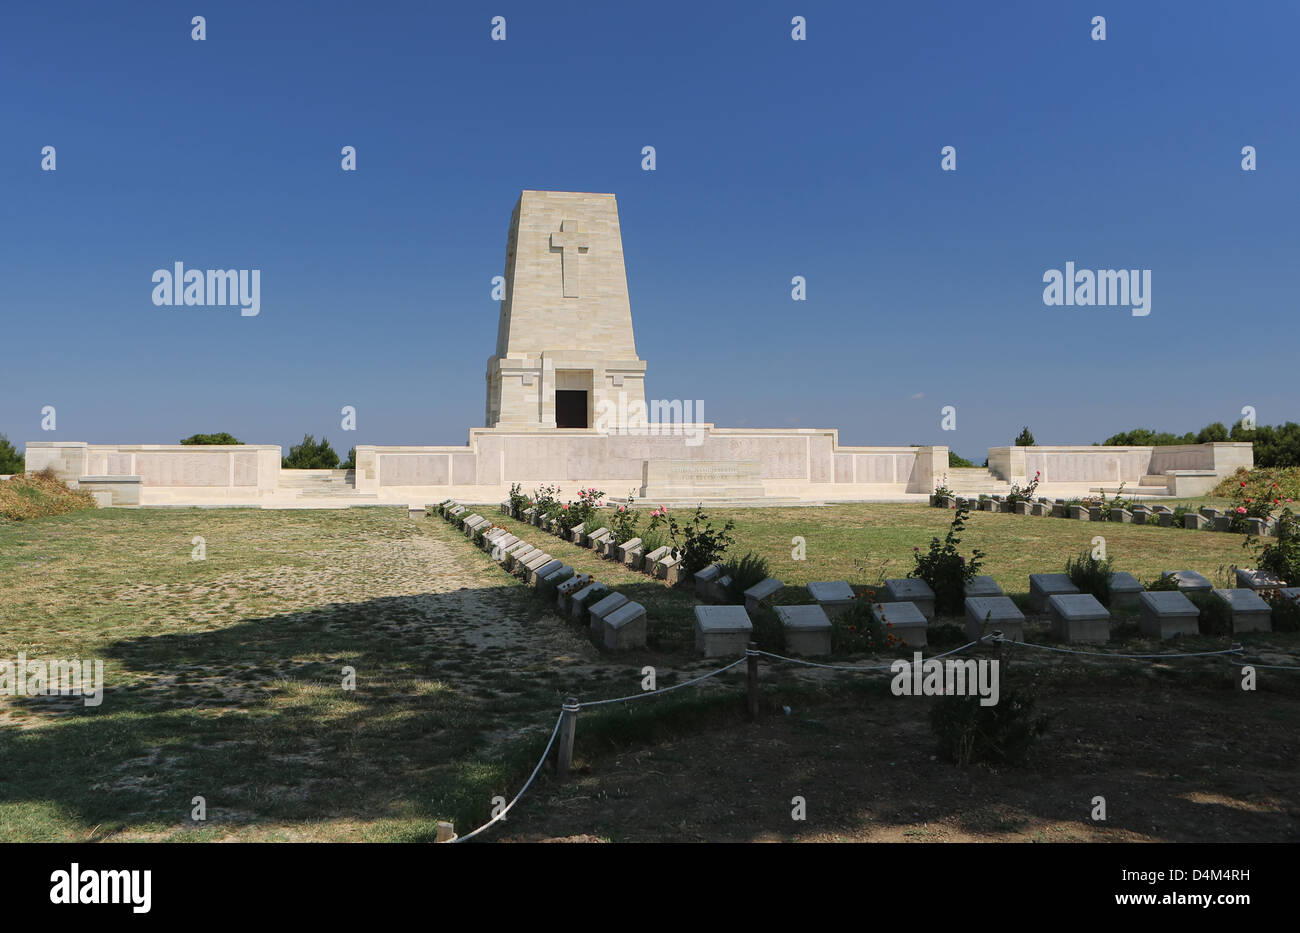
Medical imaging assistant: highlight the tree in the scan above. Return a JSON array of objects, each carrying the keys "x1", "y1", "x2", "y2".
[
  {"x1": 0, "y1": 434, "x2": 24, "y2": 474},
  {"x1": 948, "y1": 450, "x2": 976, "y2": 468},
  {"x1": 180, "y1": 433, "x2": 243, "y2": 445},
  {"x1": 1014, "y1": 426, "x2": 1036, "y2": 446},
  {"x1": 341, "y1": 447, "x2": 356, "y2": 471},
  {"x1": 1196, "y1": 422, "x2": 1229, "y2": 443},
  {"x1": 283, "y1": 435, "x2": 340, "y2": 469}
]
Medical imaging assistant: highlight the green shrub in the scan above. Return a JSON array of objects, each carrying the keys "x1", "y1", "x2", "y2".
[
  {"x1": 1144, "y1": 573, "x2": 1181, "y2": 592},
  {"x1": 1250, "y1": 508, "x2": 1300, "y2": 584},
  {"x1": 721, "y1": 551, "x2": 770, "y2": 604},
  {"x1": 830, "y1": 595, "x2": 905, "y2": 655},
  {"x1": 1265, "y1": 590, "x2": 1300, "y2": 633},
  {"x1": 507, "y1": 483, "x2": 529, "y2": 515},
  {"x1": 668, "y1": 506, "x2": 735, "y2": 575},
  {"x1": 948, "y1": 451, "x2": 976, "y2": 468},
  {"x1": 0, "y1": 469, "x2": 96, "y2": 521},
  {"x1": 1188, "y1": 591, "x2": 1233, "y2": 637},
  {"x1": 180, "y1": 432, "x2": 242, "y2": 445},
  {"x1": 930, "y1": 685, "x2": 1048, "y2": 767},
  {"x1": 0, "y1": 434, "x2": 23, "y2": 475},
  {"x1": 1065, "y1": 549, "x2": 1114, "y2": 606},
  {"x1": 911, "y1": 505, "x2": 984, "y2": 616},
  {"x1": 283, "y1": 434, "x2": 340, "y2": 469}
]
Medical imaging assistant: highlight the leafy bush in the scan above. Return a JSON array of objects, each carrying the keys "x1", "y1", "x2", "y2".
[
  {"x1": 721, "y1": 552, "x2": 770, "y2": 604},
  {"x1": 608, "y1": 500, "x2": 640, "y2": 546},
  {"x1": 1065, "y1": 549, "x2": 1114, "y2": 606},
  {"x1": 668, "y1": 506, "x2": 736, "y2": 575},
  {"x1": 1250, "y1": 507, "x2": 1300, "y2": 584},
  {"x1": 180, "y1": 432, "x2": 242, "y2": 445},
  {"x1": 1144, "y1": 573, "x2": 1181, "y2": 592},
  {"x1": 639, "y1": 507, "x2": 669, "y2": 553},
  {"x1": 931, "y1": 685, "x2": 1048, "y2": 767},
  {"x1": 0, "y1": 434, "x2": 23, "y2": 474},
  {"x1": 1006, "y1": 470, "x2": 1041, "y2": 505},
  {"x1": 283, "y1": 434, "x2": 340, "y2": 469},
  {"x1": 948, "y1": 451, "x2": 976, "y2": 468},
  {"x1": 556, "y1": 487, "x2": 604, "y2": 535},
  {"x1": 910, "y1": 505, "x2": 984, "y2": 616},
  {"x1": 1265, "y1": 590, "x2": 1300, "y2": 633},
  {"x1": 531, "y1": 484, "x2": 562, "y2": 516},
  {"x1": 830, "y1": 593, "x2": 905, "y2": 654},
  {"x1": 508, "y1": 483, "x2": 529, "y2": 515},
  {"x1": 0, "y1": 469, "x2": 97, "y2": 521},
  {"x1": 1189, "y1": 591, "x2": 1233, "y2": 636},
  {"x1": 1101, "y1": 420, "x2": 1300, "y2": 468}
]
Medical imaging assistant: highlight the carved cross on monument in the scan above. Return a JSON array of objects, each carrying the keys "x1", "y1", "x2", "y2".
[{"x1": 550, "y1": 220, "x2": 590, "y2": 298}]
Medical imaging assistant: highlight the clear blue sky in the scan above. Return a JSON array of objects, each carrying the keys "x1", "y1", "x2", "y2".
[{"x1": 3, "y1": 1, "x2": 1296, "y2": 463}]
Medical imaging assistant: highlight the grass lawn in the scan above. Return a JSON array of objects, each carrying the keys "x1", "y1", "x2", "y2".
[{"x1": 1, "y1": 502, "x2": 1295, "y2": 842}]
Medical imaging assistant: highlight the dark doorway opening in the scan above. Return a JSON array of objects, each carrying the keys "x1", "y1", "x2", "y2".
[{"x1": 556, "y1": 390, "x2": 588, "y2": 428}]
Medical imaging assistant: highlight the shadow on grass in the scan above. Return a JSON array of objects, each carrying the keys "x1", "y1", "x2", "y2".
[{"x1": 0, "y1": 586, "x2": 581, "y2": 841}]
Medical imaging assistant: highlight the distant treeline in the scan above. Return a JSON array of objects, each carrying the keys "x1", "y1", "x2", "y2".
[{"x1": 1098, "y1": 422, "x2": 1300, "y2": 468}]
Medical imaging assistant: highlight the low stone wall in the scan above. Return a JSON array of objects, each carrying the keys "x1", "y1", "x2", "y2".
[
  {"x1": 354, "y1": 427, "x2": 947, "y2": 501},
  {"x1": 24, "y1": 442, "x2": 282, "y2": 502},
  {"x1": 988, "y1": 443, "x2": 1251, "y2": 488}
]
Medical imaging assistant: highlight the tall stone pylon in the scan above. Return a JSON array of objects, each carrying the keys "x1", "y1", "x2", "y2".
[{"x1": 485, "y1": 191, "x2": 648, "y2": 430}]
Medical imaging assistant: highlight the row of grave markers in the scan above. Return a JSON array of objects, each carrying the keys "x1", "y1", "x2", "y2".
[
  {"x1": 932, "y1": 494, "x2": 1277, "y2": 536},
  {"x1": 435, "y1": 499, "x2": 1288, "y2": 655}
]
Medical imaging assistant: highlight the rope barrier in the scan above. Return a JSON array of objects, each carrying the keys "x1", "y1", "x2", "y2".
[
  {"x1": 752, "y1": 639, "x2": 983, "y2": 672},
  {"x1": 577, "y1": 657, "x2": 747, "y2": 708},
  {"x1": 996, "y1": 638, "x2": 1246, "y2": 661},
  {"x1": 448, "y1": 709, "x2": 565, "y2": 844}
]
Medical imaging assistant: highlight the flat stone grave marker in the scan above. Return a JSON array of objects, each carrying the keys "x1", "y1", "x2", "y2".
[
  {"x1": 1109, "y1": 572, "x2": 1144, "y2": 612},
  {"x1": 655, "y1": 552, "x2": 682, "y2": 585},
  {"x1": 1213, "y1": 515, "x2": 1232, "y2": 532},
  {"x1": 964, "y1": 575, "x2": 1003, "y2": 598},
  {"x1": 1051, "y1": 503, "x2": 1067, "y2": 517},
  {"x1": 694, "y1": 563, "x2": 723, "y2": 599},
  {"x1": 588, "y1": 592, "x2": 630, "y2": 635},
  {"x1": 1014, "y1": 501, "x2": 1032, "y2": 515},
  {"x1": 1184, "y1": 513, "x2": 1208, "y2": 530},
  {"x1": 1089, "y1": 506, "x2": 1103, "y2": 522},
  {"x1": 1069, "y1": 505, "x2": 1089, "y2": 520},
  {"x1": 1048, "y1": 594, "x2": 1110, "y2": 643},
  {"x1": 1152, "y1": 505, "x2": 1172, "y2": 513},
  {"x1": 556, "y1": 573, "x2": 592, "y2": 612},
  {"x1": 531, "y1": 559, "x2": 566, "y2": 589},
  {"x1": 775, "y1": 605, "x2": 832, "y2": 656},
  {"x1": 569, "y1": 522, "x2": 585, "y2": 543},
  {"x1": 1157, "y1": 512, "x2": 1174, "y2": 527},
  {"x1": 709, "y1": 574, "x2": 732, "y2": 604},
  {"x1": 1031, "y1": 501, "x2": 1051, "y2": 516},
  {"x1": 694, "y1": 605, "x2": 752, "y2": 657},
  {"x1": 585, "y1": 528, "x2": 610, "y2": 549},
  {"x1": 602, "y1": 601, "x2": 648, "y2": 650},
  {"x1": 1162, "y1": 570, "x2": 1212, "y2": 593},
  {"x1": 408, "y1": 503, "x2": 425, "y2": 519},
  {"x1": 744, "y1": 577, "x2": 784, "y2": 613},
  {"x1": 1109, "y1": 508, "x2": 1132, "y2": 523},
  {"x1": 570, "y1": 582, "x2": 610, "y2": 622},
  {"x1": 1029, "y1": 573, "x2": 1080, "y2": 612},
  {"x1": 1213, "y1": 588, "x2": 1272, "y2": 633},
  {"x1": 883, "y1": 579, "x2": 935, "y2": 620},
  {"x1": 807, "y1": 580, "x2": 855, "y2": 617},
  {"x1": 505, "y1": 544, "x2": 537, "y2": 569},
  {"x1": 1244, "y1": 517, "x2": 1266, "y2": 535},
  {"x1": 616, "y1": 537, "x2": 642, "y2": 563},
  {"x1": 1236, "y1": 568, "x2": 1287, "y2": 590},
  {"x1": 622, "y1": 542, "x2": 645, "y2": 570},
  {"x1": 521, "y1": 552, "x2": 555, "y2": 583},
  {"x1": 644, "y1": 546, "x2": 670, "y2": 569},
  {"x1": 1138, "y1": 591, "x2": 1199, "y2": 639},
  {"x1": 871, "y1": 601, "x2": 928, "y2": 647},
  {"x1": 979, "y1": 499, "x2": 995, "y2": 512},
  {"x1": 964, "y1": 596, "x2": 1025, "y2": 642}
]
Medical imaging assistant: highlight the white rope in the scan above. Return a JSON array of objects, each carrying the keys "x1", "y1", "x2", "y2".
[
  {"x1": 577, "y1": 658, "x2": 747, "y2": 707},
  {"x1": 448, "y1": 709, "x2": 565, "y2": 844},
  {"x1": 1226, "y1": 657, "x2": 1300, "y2": 671},
  {"x1": 998, "y1": 638, "x2": 1245, "y2": 660},
  {"x1": 752, "y1": 639, "x2": 982, "y2": 672}
]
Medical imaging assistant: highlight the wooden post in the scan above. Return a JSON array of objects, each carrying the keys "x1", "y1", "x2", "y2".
[
  {"x1": 557, "y1": 697, "x2": 579, "y2": 779},
  {"x1": 746, "y1": 642, "x2": 760, "y2": 721}
]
